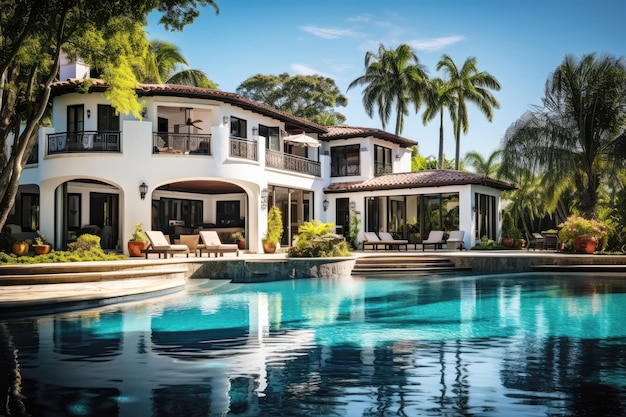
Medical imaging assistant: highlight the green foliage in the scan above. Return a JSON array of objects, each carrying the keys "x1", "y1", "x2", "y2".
[
  {"x1": 129, "y1": 222, "x2": 147, "y2": 242},
  {"x1": 264, "y1": 206, "x2": 283, "y2": 244},
  {"x1": 348, "y1": 209, "x2": 361, "y2": 250},
  {"x1": 34, "y1": 231, "x2": 50, "y2": 246},
  {"x1": 501, "y1": 211, "x2": 518, "y2": 238},
  {"x1": 472, "y1": 235, "x2": 501, "y2": 250},
  {"x1": 0, "y1": 234, "x2": 125, "y2": 264},
  {"x1": 236, "y1": 73, "x2": 347, "y2": 125},
  {"x1": 287, "y1": 220, "x2": 351, "y2": 258}
]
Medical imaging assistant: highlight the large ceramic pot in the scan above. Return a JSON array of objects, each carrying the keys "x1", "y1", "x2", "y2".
[
  {"x1": 33, "y1": 244, "x2": 51, "y2": 255},
  {"x1": 237, "y1": 239, "x2": 246, "y2": 250},
  {"x1": 262, "y1": 240, "x2": 277, "y2": 254},
  {"x1": 575, "y1": 235, "x2": 597, "y2": 254},
  {"x1": 128, "y1": 241, "x2": 148, "y2": 257},
  {"x1": 12, "y1": 242, "x2": 29, "y2": 256},
  {"x1": 501, "y1": 237, "x2": 514, "y2": 247}
]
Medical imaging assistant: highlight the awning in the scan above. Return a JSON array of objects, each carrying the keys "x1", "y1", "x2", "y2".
[{"x1": 283, "y1": 132, "x2": 320, "y2": 147}]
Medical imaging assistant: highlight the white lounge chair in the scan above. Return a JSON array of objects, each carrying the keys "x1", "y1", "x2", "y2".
[
  {"x1": 362, "y1": 232, "x2": 408, "y2": 251},
  {"x1": 198, "y1": 231, "x2": 239, "y2": 257},
  {"x1": 446, "y1": 230, "x2": 466, "y2": 251},
  {"x1": 378, "y1": 232, "x2": 408, "y2": 251},
  {"x1": 143, "y1": 230, "x2": 190, "y2": 258},
  {"x1": 422, "y1": 230, "x2": 445, "y2": 251}
]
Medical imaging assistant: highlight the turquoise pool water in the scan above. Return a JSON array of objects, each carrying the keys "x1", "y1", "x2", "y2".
[{"x1": 2, "y1": 273, "x2": 626, "y2": 416}]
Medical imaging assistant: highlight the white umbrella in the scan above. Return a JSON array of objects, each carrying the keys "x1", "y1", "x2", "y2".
[{"x1": 283, "y1": 132, "x2": 320, "y2": 147}]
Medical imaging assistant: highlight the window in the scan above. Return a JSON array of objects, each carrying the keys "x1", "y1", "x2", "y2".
[
  {"x1": 67, "y1": 105, "x2": 84, "y2": 133},
  {"x1": 374, "y1": 145, "x2": 393, "y2": 176},
  {"x1": 230, "y1": 116, "x2": 247, "y2": 138},
  {"x1": 97, "y1": 104, "x2": 119, "y2": 131},
  {"x1": 259, "y1": 125, "x2": 279, "y2": 150},
  {"x1": 331, "y1": 145, "x2": 360, "y2": 177},
  {"x1": 475, "y1": 193, "x2": 496, "y2": 241}
]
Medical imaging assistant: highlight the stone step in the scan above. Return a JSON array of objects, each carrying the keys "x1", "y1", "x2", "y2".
[{"x1": 352, "y1": 255, "x2": 471, "y2": 276}]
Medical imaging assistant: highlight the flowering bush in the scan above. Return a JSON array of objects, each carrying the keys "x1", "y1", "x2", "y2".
[{"x1": 558, "y1": 216, "x2": 607, "y2": 251}]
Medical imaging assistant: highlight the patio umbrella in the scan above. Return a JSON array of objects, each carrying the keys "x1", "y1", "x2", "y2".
[{"x1": 283, "y1": 132, "x2": 320, "y2": 147}]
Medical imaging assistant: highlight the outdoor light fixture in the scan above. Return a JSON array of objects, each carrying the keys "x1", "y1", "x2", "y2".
[
  {"x1": 86, "y1": 109, "x2": 91, "y2": 119},
  {"x1": 323, "y1": 199, "x2": 329, "y2": 211},
  {"x1": 223, "y1": 116, "x2": 229, "y2": 125},
  {"x1": 139, "y1": 182, "x2": 148, "y2": 200},
  {"x1": 252, "y1": 126, "x2": 259, "y2": 137},
  {"x1": 349, "y1": 201, "x2": 356, "y2": 210},
  {"x1": 260, "y1": 187, "x2": 268, "y2": 210}
]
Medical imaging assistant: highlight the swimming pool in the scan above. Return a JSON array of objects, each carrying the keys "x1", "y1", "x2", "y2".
[{"x1": 2, "y1": 272, "x2": 626, "y2": 416}]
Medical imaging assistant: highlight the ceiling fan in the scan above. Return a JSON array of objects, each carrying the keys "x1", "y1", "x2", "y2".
[{"x1": 184, "y1": 108, "x2": 203, "y2": 130}]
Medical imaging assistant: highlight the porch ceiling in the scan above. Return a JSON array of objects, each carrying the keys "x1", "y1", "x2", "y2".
[{"x1": 160, "y1": 180, "x2": 244, "y2": 195}]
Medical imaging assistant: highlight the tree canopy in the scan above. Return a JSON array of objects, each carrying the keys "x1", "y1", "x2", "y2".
[
  {"x1": 0, "y1": 0, "x2": 219, "y2": 231},
  {"x1": 348, "y1": 43, "x2": 428, "y2": 135},
  {"x1": 236, "y1": 73, "x2": 347, "y2": 126}
]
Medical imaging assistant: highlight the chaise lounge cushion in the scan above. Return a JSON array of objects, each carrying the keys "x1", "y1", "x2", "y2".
[
  {"x1": 422, "y1": 230, "x2": 446, "y2": 251},
  {"x1": 198, "y1": 231, "x2": 239, "y2": 257},
  {"x1": 144, "y1": 230, "x2": 189, "y2": 258},
  {"x1": 446, "y1": 230, "x2": 466, "y2": 250}
]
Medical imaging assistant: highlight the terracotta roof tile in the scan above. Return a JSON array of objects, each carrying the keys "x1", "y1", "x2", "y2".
[
  {"x1": 325, "y1": 170, "x2": 517, "y2": 193},
  {"x1": 320, "y1": 125, "x2": 417, "y2": 148}
]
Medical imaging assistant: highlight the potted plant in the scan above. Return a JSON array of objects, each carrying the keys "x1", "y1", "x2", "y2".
[
  {"x1": 558, "y1": 215, "x2": 607, "y2": 253},
  {"x1": 32, "y1": 231, "x2": 52, "y2": 255},
  {"x1": 500, "y1": 211, "x2": 515, "y2": 247},
  {"x1": 233, "y1": 231, "x2": 246, "y2": 250},
  {"x1": 128, "y1": 222, "x2": 148, "y2": 257},
  {"x1": 262, "y1": 206, "x2": 283, "y2": 253}
]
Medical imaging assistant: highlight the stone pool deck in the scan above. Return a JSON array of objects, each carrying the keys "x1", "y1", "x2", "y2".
[{"x1": 1, "y1": 249, "x2": 625, "y2": 315}]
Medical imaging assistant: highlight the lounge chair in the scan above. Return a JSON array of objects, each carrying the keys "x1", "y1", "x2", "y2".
[
  {"x1": 175, "y1": 234, "x2": 200, "y2": 254},
  {"x1": 362, "y1": 232, "x2": 408, "y2": 251},
  {"x1": 446, "y1": 230, "x2": 466, "y2": 251},
  {"x1": 378, "y1": 232, "x2": 408, "y2": 251},
  {"x1": 527, "y1": 233, "x2": 545, "y2": 251},
  {"x1": 422, "y1": 230, "x2": 446, "y2": 251},
  {"x1": 197, "y1": 230, "x2": 239, "y2": 257},
  {"x1": 143, "y1": 230, "x2": 190, "y2": 258}
]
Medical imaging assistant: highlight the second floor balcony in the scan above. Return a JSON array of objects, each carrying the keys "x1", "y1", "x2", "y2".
[
  {"x1": 153, "y1": 132, "x2": 212, "y2": 155},
  {"x1": 48, "y1": 131, "x2": 121, "y2": 155},
  {"x1": 266, "y1": 149, "x2": 321, "y2": 177}
]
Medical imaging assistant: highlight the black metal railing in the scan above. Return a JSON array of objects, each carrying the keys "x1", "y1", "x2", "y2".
[
  {"x1": 266, "y1": 149, "x2": 321, "y2": 176},
  {"x1": 152, "y1": 132, "x2": 212, "y2": 155},
  {"x1": 229, "y1": 137, "x2": 258, "y2": 161},
  {"x1": 47, "y1": 131, "x2": 121, "y2": 154}
]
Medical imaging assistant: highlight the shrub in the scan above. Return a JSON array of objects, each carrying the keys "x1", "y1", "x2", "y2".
[
  {"x1": 287, "y1": 219, "x2": 351, "y2": 258},
  {"x1": 263, "y1": 206, "x2": 283, "y2": 244},
  {"x1": 129, "y1": 222, "x2": 147, "y2": 242}
]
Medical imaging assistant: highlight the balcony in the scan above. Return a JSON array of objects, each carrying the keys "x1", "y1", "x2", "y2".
[
  {"x1": 374, "y1": 161, "x2": 393, "y2": 176},
  {"x1": 229, "y1": 137, "x2": 257, "y2": 161},
  {"x1": 47, "y1": 131, "x2": 121, "y2": 155},
  {"x1": 152, "y1": 132, "x2": 212, "y2": 155},
  {"x1": 266, "y1": 149, "x2": 321, "y2": 177}
]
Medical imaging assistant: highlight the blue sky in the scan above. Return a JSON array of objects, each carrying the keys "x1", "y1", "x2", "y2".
[{"x1": 147, "y1": 0, "x2": 626, "y2": 161}]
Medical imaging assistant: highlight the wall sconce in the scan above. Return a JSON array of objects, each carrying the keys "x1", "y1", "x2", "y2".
[
  {"x1": 223, "y1": 116, "x2": 229, "y2": 125},
  {"x1": 86, "y1": 109, "x2": 91, "y2": 119},
  {"x1": 260, "y1": 187, "x2": 268, "y2": 210},
  {"x1": 323, "y1": 199, "x2": 329, "y2": 211},
  {"x1": 252, "y1": 126, "x2": 259, "y2": 137},
  {"x1": 395, "y1": 152, "x2": 401, "y2": 161},
  {"x1": 349, "y1": 201, "x2": 356, "y2": 210},
  {"x1": 139, "y1": 182, "x2": 148, "y2": 200}
]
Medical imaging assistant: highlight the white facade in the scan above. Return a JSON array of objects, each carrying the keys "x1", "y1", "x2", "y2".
[{"x1": 8, "y1": 80, "x2": 512, "y2": 254}]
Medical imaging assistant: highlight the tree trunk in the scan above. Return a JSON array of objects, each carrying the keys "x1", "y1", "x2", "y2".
[{"x1": 438, "y1": 109, "x2": 444, "y2": 169}]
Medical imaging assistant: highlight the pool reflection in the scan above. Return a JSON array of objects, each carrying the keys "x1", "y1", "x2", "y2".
[{"x1": 1, "y1": 274, "x2": 626, "y2": 416}]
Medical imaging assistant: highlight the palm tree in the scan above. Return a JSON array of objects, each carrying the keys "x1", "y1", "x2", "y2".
[
  {"x1": 437, "y1": 55, "x2": 501, "y2": 170},
  {"x1": 501, "y1": 53, "x2": 626, "y2": 217},
  {"x1": 464, "y1": 150, "x2": 502, "y2": 176},
  {"x1": 348, "y1": 43, "x2": 428, "y2": 135},
  {"x1": 142, "y1": 40, "x2": 217, "y2": 88},
  {"x1": 422, "y1": 77, "x2": 457, "y2": 169}
]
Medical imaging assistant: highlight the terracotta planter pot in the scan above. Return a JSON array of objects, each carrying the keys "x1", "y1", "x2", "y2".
[
  {"x1": 513, "y1": 239, "x2": 525, "y2": 249},
  {"x1": 12, "y1": 242, "x2": 29, "y2": 256},
  {"x1": 575, "y1": 235, "x2": 597, "y2": 254},
  {"x1": 237, "y1": 239, "x2": 246, "y2": 250},
  {"x1": 262, "y1": 240, "x2": 277, "y2": 254},
  {"x1": 33, "y1": 244, "x2": 51, "y2": 255},
  {"x1": 501, "y1": 237, "x2": 514, "y2": 247},
  {"x1": 128, "y1": 241, "x2": 148, "y2": 257}
]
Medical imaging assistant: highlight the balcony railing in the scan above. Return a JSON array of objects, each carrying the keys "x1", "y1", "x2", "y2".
[
  {"x1": 229, "y1": 137, "x2": 258, "y2": 161},
  {"x1": 374, "y1": 161, "x2": 393, "y2": 176},
  {"x1": 266, "y1": 149, "x2": 321, "y2": 177},
  {"x1": 331, "y1": 161, "x2": 360, "y2": 177},
  {"x1": 47, "y1": 131, "x2": 121, "y2": 155},
  {"x1": 153, "y1": 132, "x2": 212, "y2": 155}
]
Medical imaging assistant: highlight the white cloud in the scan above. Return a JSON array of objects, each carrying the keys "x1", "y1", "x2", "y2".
[
  {"x1": 408, "y1": 36, "x2": 465, "y2": 52},
  {"x1": 346, "y1": 14, "x2": 371, "y2": 23},
  {"x1": 300, "y1": 25, "x2": 365, "y2": 39},
  {"x1": 290, "y1": 63, "x2": 332, "y2": 78}
]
